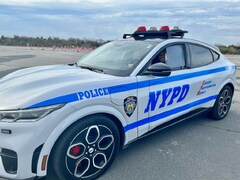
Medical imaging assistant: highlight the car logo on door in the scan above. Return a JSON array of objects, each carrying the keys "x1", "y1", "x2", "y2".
[{"x1": 124, "y1": 96, "x2": 137, "y2": 117}]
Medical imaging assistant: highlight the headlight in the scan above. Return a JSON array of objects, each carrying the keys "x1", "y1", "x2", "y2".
[{"x1": 0, "y1": 104, "x2": 65, "y2": 122}]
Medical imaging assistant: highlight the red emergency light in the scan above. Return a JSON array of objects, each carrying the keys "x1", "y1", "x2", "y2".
[
  {"x1": 136, "y1": 26, "x2": 147, "y2": 31},
  {"x1": 160, "y1": 26, "x2": 170, "y2": 31}
]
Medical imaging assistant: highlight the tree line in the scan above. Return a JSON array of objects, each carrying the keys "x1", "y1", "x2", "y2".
[
  {"x1": 0, "y1": 35, "x2": 240, "y2": 54},
  {"x1": 217, "y1": 45, "x2": 240, "y2": 55},
  {"x1": 0, "y1": 35, "x2": 107, "y2": 48}
]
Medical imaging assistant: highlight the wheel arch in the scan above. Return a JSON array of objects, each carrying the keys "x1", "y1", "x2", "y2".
[
  {"x1": 225, "y1": 82, "x2": 234, "y2": 95},
  {"x1": 98, "y1": 113, "x2": 125, "y2": 149},
  {"x1": 217, "y1": 79, "x2": 235, "y2": 95},
  {"x1": 36, "y1": 105, "x2": 128, "y2": 177},
  {"x1": 57, "y1": 112, "x2": 125, "y2": 149},
  {"x1": 209, "y1": 80, "x2": 234, "y2": 120}
]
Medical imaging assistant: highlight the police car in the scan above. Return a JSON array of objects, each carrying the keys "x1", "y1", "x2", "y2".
[{"x1": 0, "y1": 26, "x2": 237, "y2": 180}]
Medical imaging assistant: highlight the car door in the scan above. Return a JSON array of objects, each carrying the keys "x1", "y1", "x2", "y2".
[
  {"x1": 137, "y1": 43, "x2": 191, "y2": 134},
  {"x1": 185, "y1": 43, "x2": 223, "y2": 109},
  {"x1": 137, "y1": 43, "x2": 196, "y2": 133},
  {"x1": 146, "y1": 43, "x2": 195, "y2": 130}
]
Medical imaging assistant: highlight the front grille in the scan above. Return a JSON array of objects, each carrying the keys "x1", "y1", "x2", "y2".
[{"x1": 0, "y1": 148, "x2": 18, "y2": 174}]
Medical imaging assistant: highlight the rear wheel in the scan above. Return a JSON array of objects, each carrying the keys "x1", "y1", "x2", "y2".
[
  {"x1": 47, "y1": 115, "x2": 120, "y2": 180},
  {"x1": 209, "y1": 85, "x2": 233, "y2": 120}
]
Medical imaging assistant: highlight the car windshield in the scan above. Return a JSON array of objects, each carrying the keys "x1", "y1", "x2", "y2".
[{"x1": 77, "y1": 40, "x2": 158, "y2": 76}]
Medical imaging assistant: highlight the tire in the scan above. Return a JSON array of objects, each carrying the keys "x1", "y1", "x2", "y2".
[
  {"x1": 47, "y1": 115, "x2": 120, "y2": 180},
  {"x1": 209, "y1": 85, "x2": 233, "y2": 120}
]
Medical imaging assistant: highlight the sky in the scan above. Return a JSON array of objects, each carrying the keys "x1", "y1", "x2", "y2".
[{"x1": 0, "y1": 0, "x2": 240, "y2": 45}]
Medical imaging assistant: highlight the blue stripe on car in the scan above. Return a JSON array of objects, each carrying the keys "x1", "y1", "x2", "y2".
[
  {"x1": 27, "y1": 93, "x2": 79, "y2": 108},
  {"x1": 108, "y1": 66, "x2": 227, "y2": 94},
  {"x1": 124, "y1": 95, "x2": 217, "y2": 132},
  {"x1": 27, "y1": 66, "x2": 227, "y2": 108},
  {"x1": 232, "y1": 65, "x2": 237, "y2": 70}
]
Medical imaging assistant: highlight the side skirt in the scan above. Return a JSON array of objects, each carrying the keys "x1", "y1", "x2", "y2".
[{"x1": 124, "y1": 107, "x2": 211, "y2": 148}]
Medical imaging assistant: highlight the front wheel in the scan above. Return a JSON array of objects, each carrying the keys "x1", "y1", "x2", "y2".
[
  {"x1": 209, "y1": 85, "x2": 233, "y2": 120},
  {"x1": 47, "y1": 115, "x2": 120, "y2": 180}
]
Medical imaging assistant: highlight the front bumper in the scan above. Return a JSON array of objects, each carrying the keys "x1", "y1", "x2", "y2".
[
  {"x1": 0, "y1": 123, "x2": 43, "y2": 179},
  {"x1": 0, "y1": 104, "x2": 75, "y2": 179}
]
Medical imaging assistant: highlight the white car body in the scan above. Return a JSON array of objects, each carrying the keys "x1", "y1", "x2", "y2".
[{"x1": 0, "y1": 37, "x2": 237, "y2": 179}]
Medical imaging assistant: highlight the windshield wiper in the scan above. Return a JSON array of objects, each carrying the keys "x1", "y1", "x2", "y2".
[
  {"x1": 78, "y1": 65, "x2": 105, "y2": 74},
  {"x1": 68, "y1": 62, "x2": 78, "y2": 66}
]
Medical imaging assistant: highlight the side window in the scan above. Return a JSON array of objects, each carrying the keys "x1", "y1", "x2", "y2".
[
  {"x1": 212, "y1": 50, "x2": 219, "y2": 61},
  {"x1": 166, "y1": 45, "x2": 185, "y2": 69},
  {"x1": 189, "y1": 44, "x2": 213, "y2": 68},
  {"x1": 151, "y1": 49, "x2": 166, "y2": 65},
  {"x1": 151, "y1": 45, "x2": 186, "y2": 70}
]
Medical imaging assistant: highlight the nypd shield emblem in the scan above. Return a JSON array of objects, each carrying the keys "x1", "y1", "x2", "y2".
[{"x1": 124, "y1": 96, "x2": 137, "y2": 117}]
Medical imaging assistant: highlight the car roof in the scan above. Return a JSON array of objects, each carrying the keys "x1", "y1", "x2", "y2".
[
  {"x1": 118, "y1": 38, "x2": 165, "y2": 43},
  {"x1": 117, "y1": 38, "x2": 221, "y2": 53}
]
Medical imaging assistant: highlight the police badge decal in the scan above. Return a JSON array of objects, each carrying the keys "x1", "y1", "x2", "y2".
[{"x1": 124, "y1": 96, "x2": 137, "y2": 117}]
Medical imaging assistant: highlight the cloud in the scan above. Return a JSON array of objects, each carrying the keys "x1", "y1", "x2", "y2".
[
  {"x1": 0, "y1": 0, "x2": 239, "y2": 6},
  {"x1": 0, "y1": 0, "x2": 113, "y2": 6},
  {"x1": 0, "y1": 0, "x2": 240, "y2": 45}
]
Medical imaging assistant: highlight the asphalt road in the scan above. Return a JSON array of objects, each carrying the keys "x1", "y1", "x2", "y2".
[{"x1": 0, "y1": 46, "x2": 240, "y2": 180}]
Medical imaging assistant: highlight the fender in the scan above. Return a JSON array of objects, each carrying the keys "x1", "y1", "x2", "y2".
[
  {"x1": 36, "y1": 105, "x2": 131, "y2": 177},
  {"x1": 217, "y1": 78, "x2": 235, "y2": 95},
  {"x1": 205, "y1": 79, "x2": 235, "y2": 107}
]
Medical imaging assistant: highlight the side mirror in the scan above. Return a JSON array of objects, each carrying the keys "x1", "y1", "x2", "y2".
[{"x1": 143, "y1": 63, "x2": 171, "y2": 76}]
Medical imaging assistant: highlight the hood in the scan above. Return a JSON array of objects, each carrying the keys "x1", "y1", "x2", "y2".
[{"x1": 0, "y1": 65, "x2": 115, "y2": 109}]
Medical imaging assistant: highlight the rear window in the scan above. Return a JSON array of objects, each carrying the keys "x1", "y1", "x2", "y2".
[{"x1": 189, "y1": 44, "x2": 213, "y2": 68}]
